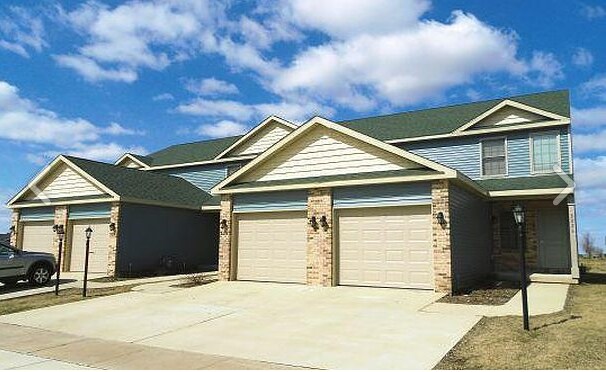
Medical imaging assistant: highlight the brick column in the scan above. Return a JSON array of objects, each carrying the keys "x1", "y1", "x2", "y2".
[
  {"x1": 218, "y1": 195, "x2": 233, "y2": 281},
  {"x1": 107, "y1": 202, "x2": 120, "y2": 277},
  {"x1": 306, "y1": 188, "x2": 333, "y2": 286},
  {"x1": 432, "y1": 180, "x2": 452, "y2": 293},
  {"x1": 9, "y1": 209, "x2": 20, "y2": 247},
  {"x1": 53, "y1": 206, "x2": 69, "y2": 271},
  {"x1": 567, "y1": 196, "x2": 580, "y2": 280}
]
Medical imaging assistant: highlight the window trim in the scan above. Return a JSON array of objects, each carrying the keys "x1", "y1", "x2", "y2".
[
  {"x1": 530, "y1": 131, "x2": 561, "y2": 175},
  {"x1": 480, "y1": 136, "x2": 508, "y2": 179}
]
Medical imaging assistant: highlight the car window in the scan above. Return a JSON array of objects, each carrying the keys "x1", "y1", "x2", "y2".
[{"x1": 0, "y1": 245, "x2": 13, "y2": 255}]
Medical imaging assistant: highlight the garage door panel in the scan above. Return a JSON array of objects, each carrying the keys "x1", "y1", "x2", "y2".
[
  {"x1": 69, "y1": 220, "x2": 110, "y2": 273},
  {"x1": 21, "y1": 222, "x2": 55, "y2": 255},
  {"x1": 338, "y1": 206, "x2": 433, "y2": 289},
  {"x1": 236, "y1": 211, "x2": 306, "y2": 283}
]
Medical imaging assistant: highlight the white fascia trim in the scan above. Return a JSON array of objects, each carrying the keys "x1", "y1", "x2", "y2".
[
  {"x1": 10, "y1": 197, "x2": 118, "y2": 209},
  {"x1": 386, "y1": 120, "x2": 571, "y2": 145},
  {"x1": 200, "y1": 205, "x2": 221, "y2": 211},
  {"x1": 145, "y1": 154, "x2": 256, "y2": 171},
  {"x1": 214, "y1": 173, "x2": 452, "y2": 195},
  {"x1": 213, "y1": 115, "x2": 298, "y2": 160},
  {"x1": 114, "y1": 153, "x2": 150, "y2": 169},
  {"x1": 454, "y1": 100, "x2": 569, "y2": 133},
  {"x1": 7, "y1": 155, "x2": 120, "y2": 207},
  {"x1": 489, "y1": 187, "x2": 574, "y2": 198},
  {"x1": 212, "y1": 116, "x2": 458, "y2": 194}
]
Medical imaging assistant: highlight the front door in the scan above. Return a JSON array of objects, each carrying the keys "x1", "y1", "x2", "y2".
[{"x1": 537, "y1": 208, "x2": 570, "y2": 272}]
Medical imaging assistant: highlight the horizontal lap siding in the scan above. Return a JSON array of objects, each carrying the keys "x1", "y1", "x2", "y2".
[
  {"x1": 30, "y1": 164, "x2": 104, "y2": 200},
  {"x1": 560, "y1": 129, "x2": 571, "y2": 173},
  {"x1": 233, "y1": 191, "x2": 308, "y2": 212},
  {"x1": 69, "y1": 203, "x2": 111, "y2": 219},
  {"x1": 160, "y1": 164, "x2": 228, "y2": 192},
  {"x1": 507, "y1": 133, "x2": 530, "y2": 177},
  {"x1": 403, "y1": 138, "x2": 480, "y2": 179},
  {"x1": 19, "y1": 207, "x2": 55, "y2": 221},
  {"x1": 236, "y1": 126, "x2": 291, "y2": 156},
  {"x1": 449, "y1": 185, "x2": 491, "y2": 291},
  {"x1": 333, "y1": 183, "x2": 431, "y2": 208}
]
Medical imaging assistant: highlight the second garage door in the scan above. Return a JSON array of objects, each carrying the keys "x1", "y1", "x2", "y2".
[
  {"x1": 69, "y1": 220, "x2": 110, "y2": 273},
  {"x1": 21, "y1": 221, "x2": 55, "y2": 255},
  {"x1": 236, "y1": 211, "x2": 307, "y2": 283},
  {"x1": 337, "y1": 205, "x2": 433, "y2": 289}
]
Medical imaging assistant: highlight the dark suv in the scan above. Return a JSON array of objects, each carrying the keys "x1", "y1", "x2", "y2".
[{"x1": 0, "y1": 242, "x2": 57, "y2": 286}]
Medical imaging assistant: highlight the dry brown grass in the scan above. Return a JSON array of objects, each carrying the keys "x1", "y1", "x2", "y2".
[
  {"x1": 435, "y1": 263, "x2": 606, "y2": 370},
  {"x1": 0, "y1": 286, "x2": 134, "y2": 316}
]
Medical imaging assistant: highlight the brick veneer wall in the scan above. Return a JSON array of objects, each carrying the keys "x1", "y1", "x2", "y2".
[
  {"x1": 432, "y1": 180, "x2": 453, "y2": 293},
  {"x1": 306, "y1": 188, "x2": 333, "y2": 286},
  {"x1": 9, "y1": 210, "x2": 20, "y2": 246},
  {"x1": 53, "y1": 206, "x2": 69, "y2": 271},
  {"x1": 106, "y1": 202, "x2": 120, "y2": 276},
  {"x1": 218, "y1": 195, "x2": 233, "y2": 281}
]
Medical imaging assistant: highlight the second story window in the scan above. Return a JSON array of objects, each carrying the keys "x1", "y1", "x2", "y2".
[
  {"x1": 531, "y1": 132, "x2": 560, "y2": 173},
  {"x1": 481, "y1": 138, "x2": 506, "y2": 177}
]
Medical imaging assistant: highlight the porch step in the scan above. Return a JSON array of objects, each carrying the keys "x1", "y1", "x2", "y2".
[{"x1": 529, "y1": 273, "x2": 578, "y2": 284}]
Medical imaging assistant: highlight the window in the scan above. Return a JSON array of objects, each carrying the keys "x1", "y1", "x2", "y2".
[
  {"x1": 532, "y1": 132, "x2": 560, "y2": 173},
  {"x1": 481, "y1": 138, "x2": 506, "y2": 177}
]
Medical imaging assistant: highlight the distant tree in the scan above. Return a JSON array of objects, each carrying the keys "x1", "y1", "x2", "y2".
[{"x1": 582, "y1": 232, "x2": 598, "y2": 257}]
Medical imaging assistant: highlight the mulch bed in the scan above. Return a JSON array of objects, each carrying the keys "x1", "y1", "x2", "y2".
[{"x1": 438, "y1": 281, "x2": 519, "y2": 305}]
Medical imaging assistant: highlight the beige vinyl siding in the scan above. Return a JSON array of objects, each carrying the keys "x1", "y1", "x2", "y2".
[
  {"x1": 337, "y1": 206, "x2": 433, "y2": 289},
  {"x1": 121, "y1": 159, "x2": 143, "y2": 169},
  {"x1": 20, "y1": 221, "x2": 55, "y2": 255},
  {"x1": 235, "y1": 124, "x2": 291, "y2": 156},
  {"x1": 26, "y1": 164, "x2": 105, "y2": 201},
  {"x1": 243, "y1": 127, "x2": 418, "y2": 182},
  {"x1": 69, "y1": 219, "x2": 110, "y2": 272},
  {"x1": 474, "y1": 106, "x2": 547, "y2": 128},
  {"x1": 449, "y1": 184, "x2": 491, "y2": 290},
  {"x1": 235, "y1": 211, "x2": 306, "y2": 283}
]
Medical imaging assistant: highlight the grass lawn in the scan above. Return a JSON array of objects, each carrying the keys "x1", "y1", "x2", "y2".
[
  {"x1": 0, "y1": 286, "x2": 134, "y2": 316},
  {"x1": 436, "y1": 260, "x2": 606, "y2": 370}
]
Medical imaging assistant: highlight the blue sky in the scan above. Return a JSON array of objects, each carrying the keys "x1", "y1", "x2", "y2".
[{"x1": 1, "y1": 0, "x2": 605, "y2": 250}]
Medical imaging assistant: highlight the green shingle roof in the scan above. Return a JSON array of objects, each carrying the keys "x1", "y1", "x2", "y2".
[
  {"x1": 65, "y1": 156, "x2": 212, "y2": 209},
  {"x1": 223, "y1": 169, "x2": 440, "y2": 190},
  {"x1": 145, "y1": 136, "x2": 243, "y2": 167},
  {"x1": 476, "y1": 175, "x2": 571, "y2": 192},
  {"x1": 126, "y1": 153, "x2": 154, "y2": 166},
  {"x1": 339, "y1": 90, "x2": 570, "y2": 141}
]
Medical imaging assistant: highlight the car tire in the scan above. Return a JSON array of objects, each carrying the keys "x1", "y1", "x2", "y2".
[{"x1": 28, "y1": 263, "x2": 52, "y2": 286}]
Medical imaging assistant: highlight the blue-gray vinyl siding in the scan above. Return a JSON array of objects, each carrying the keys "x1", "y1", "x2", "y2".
[
  {"x1": 333, "y1": 183, "x2": 431, "y2": 208},
  {"x1": 233, "y1": 191, "x2": 308, "y2": 212},
  {"x1": 449, "y1": 184, "x2": 492, "y2": 291},
  {"x1": 158, "y1": 164, "x2": 228, "y2": 192},
  {"x1": 401, "y1": 127, "x2": 572, "y2": 180},
  {"x1": 68, "y1": 203, "x2": 111, "y2": 220},
  {"x1": 19, "y1": 207, "x2": 54, "y2": 221}
]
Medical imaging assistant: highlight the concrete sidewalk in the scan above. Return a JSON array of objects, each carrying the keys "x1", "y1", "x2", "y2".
[
  {"x1": 0, "y1": 323, "x2": 301, "y2": 370},
  {"x1": 422, "y1": 283, "x2": 569, "y2": 317}
]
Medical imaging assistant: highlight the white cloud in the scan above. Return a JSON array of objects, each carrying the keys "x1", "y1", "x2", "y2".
[
  {"x1": 196, "y1": 120, "x2": 248, "y2": 138},
  {"x1": 0, "y1": 80, "x2": 143, "y2": 162},
  {"x1": 185, "y1": 78, "x2": 239, "y2": 96},
  {"x1": 525, "y1": 51, "x2": 564, "y2": 88},
  {"x1": 176, "y1": 98, "x2": 332, "y2": 123},
  {"x1": 54, "y1": 54, "x2": 138, "y2": 83},
  {"x1": 152, "y1": 93, "x2": 174, "y2": 101},
  {"x1": 580, "y1": 4, "x2": 606, "y2": 20},
  {"x1": 572, "y1": 47, "x2": 594, "y2": 67},
  {"x1": 574, "y1": 156, "x2": 606, "y2": 233},
  {"x1": 574, "y1": 129, "x2": 606, "y2": 153},
  {"x1": 64, "y1": 142, "x2": 148, "y2": 162},
  {"x1": 581, "y1": 75, "x2": 606, "y2": 101},
  {"x1": 572, "y1": 106, "x2": 606, "y2": 128},
  {"x1": 0, "y1": 7, "x2": 47, "y2": 58},
  {"x1": 0, "y1": 188, "x2": 13, "y2": 232}
]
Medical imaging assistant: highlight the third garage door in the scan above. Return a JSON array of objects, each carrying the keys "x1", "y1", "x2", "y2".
[
  {"x1": 69, "y1": 220, "x2": 110, "y2": 273},
  {"x1": 337, "y1": 205, "x2": 433, "y2": 289},
  {"x1": 236, "y1": 211, "x2": 306, "y2": 283}
]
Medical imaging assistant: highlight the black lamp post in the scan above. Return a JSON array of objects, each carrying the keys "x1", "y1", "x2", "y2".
[
  {"x1": 512, "y1": 204, "x2": 530, "y2": 331},
  {"x1": 52, "y1": 224, "x2": 65, "y2": 296},
  {"x1": 82, "y1": 226, "x2": 93, "y2": 297}
]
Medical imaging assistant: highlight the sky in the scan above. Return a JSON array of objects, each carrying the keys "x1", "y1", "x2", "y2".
[{"x1": 0, "y1": 0, "x2": 605, "y2": 251}]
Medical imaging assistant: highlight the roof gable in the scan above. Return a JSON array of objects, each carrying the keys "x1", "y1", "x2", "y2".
[
  {"x1": 214, "y1": 116, "x2": 297, "y2": 159},
  {"x1": 213, "y1": 117, "x2": 456, "y2": 194},
  {"x1": 115, "y1": 153, "x2": 151, "y2": 169}
]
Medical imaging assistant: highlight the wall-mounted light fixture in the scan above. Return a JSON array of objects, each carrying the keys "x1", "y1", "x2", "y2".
[
  {"x1": 436, "y1": 212, "x2": 447, "y2": 228},
  {"x1": 52, "y1": 224, "x2": 65, "y2": 239},
  {"x1": 319, "y1": 215, "x2": 329, "y2": 230},
  {"x1": 220, "y1": 219, "x2": 228, "y2": 233},
  {"x1": 109, "y1": 222, "x2": 116, "y2": 233},
  {"x1": 309, "y1": 216, "x2": 319, "y2": 230}
]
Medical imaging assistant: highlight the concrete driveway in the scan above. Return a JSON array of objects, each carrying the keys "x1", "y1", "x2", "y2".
[{"x1": 0, "y1": 281, "x2": 480, "y2": 369}]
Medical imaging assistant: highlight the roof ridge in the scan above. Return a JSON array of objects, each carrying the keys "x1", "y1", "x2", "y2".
[{"x1": 339, "y1": 89, "x2": 569, "y2": 124}]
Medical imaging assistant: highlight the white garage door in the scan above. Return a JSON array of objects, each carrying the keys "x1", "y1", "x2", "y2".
[
  {"x1": 236, "y1": 211, "x2": 307, "y2": 283},
  {"x1": 69, "y1": 219, "x2": 110, "y2": 273},
  {"x1": 338, "y1": 205, "x2": 433, "y2": 289},
  {"x1": 21, "y1": 221, "x2": 55, "y2": 255}
]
